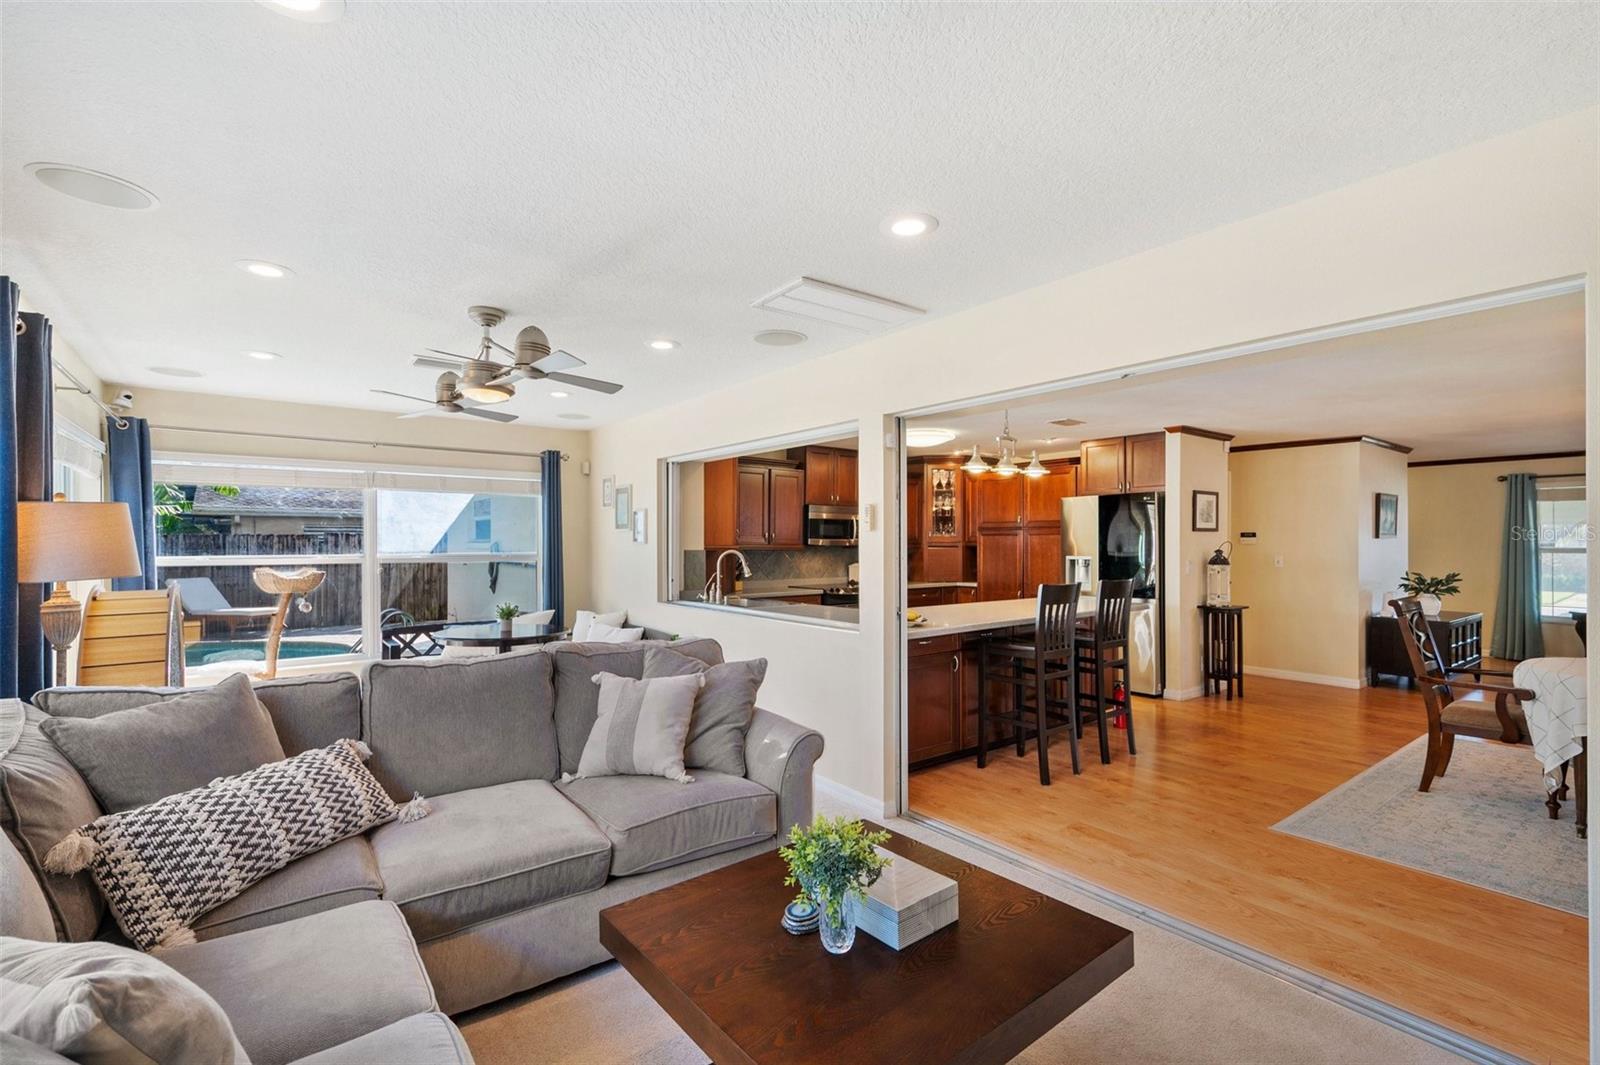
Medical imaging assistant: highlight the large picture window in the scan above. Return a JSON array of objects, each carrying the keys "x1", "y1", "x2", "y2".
[
  {"x1": 153, "y1": 457, "x2": 540, "y2": 674},
  {"x1": 1535, "y1": 478, "x2": 1588, "y2": 620}
]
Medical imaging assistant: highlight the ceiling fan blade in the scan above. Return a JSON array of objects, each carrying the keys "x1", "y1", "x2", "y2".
[
  {"x1": 545, "y1": 371, "x2": 623, "y2": 395},
  {"x1": 533, "y1": 349, "x2": 585, "y2": 373},
  {"x1": 412, "y1": 354, "x2": 462, "y2": 372},
  {"x1": 461, "y1": 406, "x2": 518, "y2": 423},
  {"x1": 371, "y1": 388, "x2": 437, "y2": 404}
]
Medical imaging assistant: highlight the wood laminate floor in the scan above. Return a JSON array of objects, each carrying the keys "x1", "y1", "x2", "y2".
[{"x1": 908, "y1": 674, "x2": 1587, "y2": 1063}]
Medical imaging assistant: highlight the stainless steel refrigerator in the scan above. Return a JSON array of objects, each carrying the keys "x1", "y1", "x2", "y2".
[{"x1": 1062, "y1": 493, "x2": 1165, "y2": 696}]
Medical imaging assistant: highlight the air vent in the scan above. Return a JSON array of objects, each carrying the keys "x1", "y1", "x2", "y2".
[
  {"x1": 753, "y1": 277, "x2": 924, "y2": 332},
  {"x1": 1049, "y1": 418, "x2": 1085, "y2": 428}
]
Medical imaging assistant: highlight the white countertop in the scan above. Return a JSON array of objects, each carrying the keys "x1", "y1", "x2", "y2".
[
  {"x1": 671, "y1": 595, "x2": 859, "y2": 630},
  {"x1": 907, "y1": 595, "x2": 1098, "y2": 637}
]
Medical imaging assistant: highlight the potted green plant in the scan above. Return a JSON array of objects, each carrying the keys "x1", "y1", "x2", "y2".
[
  {"x1": 1398, "y1": 571, "x2": 1461, "y2": 617},
  {"x1": 495, "y1": 602, "x2": 521, "y2": 637},
  {"x1": 779, "y1": 815, "x2": 891, "y2": 954}
]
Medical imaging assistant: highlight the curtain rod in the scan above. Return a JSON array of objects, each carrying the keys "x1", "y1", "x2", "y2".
[
  {"x1": 1496, "y1": 472, "x2": 1583, "y2": 481},
  {"x1": 150, "y1": 423, "x2": 568, "y2": 461},
  {"x1": 51, "y1": 360, "x2": 130, "y2": 429}
]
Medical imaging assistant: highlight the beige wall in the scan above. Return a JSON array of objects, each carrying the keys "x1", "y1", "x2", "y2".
[
  {"x1": 122, "y1": 386, "x2": 594, "y2": 619},
  {"x1": 1409, "y1": 455, "x2": 1587, "y2": 658},
  {"x1": 1164, "y1": 431, "x2": 1231, "y2": 697},
  {"x1": 588, "y1": 108, "x2": 1597, "y2": 807},
  {"x1": 1356, "y1": 445, "x2": 1412, "y2": 681}
]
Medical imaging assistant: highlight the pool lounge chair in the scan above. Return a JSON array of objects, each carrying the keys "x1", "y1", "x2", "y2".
[{"x1": 166, "y1": 576, "x2": 278, "y2": 636}]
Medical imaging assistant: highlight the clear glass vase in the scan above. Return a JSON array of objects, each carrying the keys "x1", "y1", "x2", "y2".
[{"x1": 819, "y1": 893, "x2": 859, "y2": 954}]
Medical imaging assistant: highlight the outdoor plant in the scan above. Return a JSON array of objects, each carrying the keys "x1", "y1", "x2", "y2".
[
  {"x1": 779, "y1": 815, "x2": 891, "y2": 925},
  {"x1": 153, "y1": 482, "x2": 238, "y2": 535},
  {"x1": 494, "y1": 602, "x2": 522, "y2": 621},
  {"x1": 1398, "y1": 571, "x2": 1462, "y2": 598}
]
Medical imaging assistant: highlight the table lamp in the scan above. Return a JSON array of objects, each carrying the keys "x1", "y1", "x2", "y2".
[{"x1": 17, "y1": 493, "x2": 143, "y2": 686}]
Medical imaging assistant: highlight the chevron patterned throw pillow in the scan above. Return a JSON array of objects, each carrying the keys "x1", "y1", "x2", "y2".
[{"x1": 43, "y1": 738, "x2": 429, "y2": 951}]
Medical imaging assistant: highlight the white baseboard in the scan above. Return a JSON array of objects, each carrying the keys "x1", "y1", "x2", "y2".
[
  {"x1": 1163, "y1": 684, "x2": 1207, "y2": 701},
  {"x1": 813, "y1": 775, "x2": 894, "y2": 818},
  {"x1": 1243, "y1": 665, "x2": 1362, "y2": 689}
]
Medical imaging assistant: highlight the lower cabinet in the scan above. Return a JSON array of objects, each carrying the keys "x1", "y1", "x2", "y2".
[{"x1": 907, "y1": 635, "x2": 962, "y2": 764}]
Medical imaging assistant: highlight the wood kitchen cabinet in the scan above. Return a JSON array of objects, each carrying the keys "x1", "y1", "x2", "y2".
[
  {"x1": 1078, "y1": 433, "x2": 1165, "y2": 495},
  {"x1": 704, "y1": 459, "x2": 805, "y2": 549},
  {"x1": 1024, "y1": 465, "x2": 1076, "y2": 524},
  {"x1": 907, "y1": 634, "x2": 962, "y2": 764},
  {"x1": 1024, "y1": 529, "x2": 1062, "y2": 591},
  {"x1": 803, "y1": 447, "x2": 857, "y2": 506},
  {"x1": 974, "y1": 475, "x2": 1023, "y2": 528},
  {"x1": 977, "y1": 528, "x2": 1024, "y2": 601}
]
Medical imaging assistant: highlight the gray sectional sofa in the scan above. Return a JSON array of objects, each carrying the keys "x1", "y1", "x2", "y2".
[{"x1": 0, "y1": 635, "x2": 824, "y2": 1063}]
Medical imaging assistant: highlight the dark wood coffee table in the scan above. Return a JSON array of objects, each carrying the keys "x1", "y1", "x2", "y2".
[{"x1": 599, "y1": 824, "x2": 1133, "y2": 1064}]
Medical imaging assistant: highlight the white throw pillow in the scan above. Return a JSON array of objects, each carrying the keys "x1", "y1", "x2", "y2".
[
  {"x1": 588, "y1": 621, "x2": 644, "y2": 643},
  {"x1": 572, "y1": 609, "x2": 626, "y2": 641},
  {"x1": 512, "y1": 609, "x2": 556, "y2": 633},
  {"x1": 0, "y1": 936, "x2": 248, "y2": 1065}
]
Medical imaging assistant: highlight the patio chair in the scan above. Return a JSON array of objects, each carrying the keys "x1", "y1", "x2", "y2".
[{"x1": 166, "y1": 577, "x2": 277, "y2": 636}]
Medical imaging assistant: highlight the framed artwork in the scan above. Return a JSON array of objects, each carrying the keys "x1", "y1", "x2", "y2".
[
  {"x1": 614, "y1": 485, "x2": 632, "y2": 529},
  {"x1": 1374, "y1": 492, "x2": 1399, "y2": 538},
  {"x1": 1191, "y1": 490, "x2": 1219, "y2": 532},
  {"x1": 602, "y1": 476, "x2": 615, "y2": 507},
  {"x1": 632, "y1": 508, "x2": 648, "y2": 544}
]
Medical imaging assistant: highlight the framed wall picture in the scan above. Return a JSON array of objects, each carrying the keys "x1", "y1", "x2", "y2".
[
  {"x1": 632, "y1": 508, "x2": 648, "y2": 544},
  {"x1": 1374, "y1": 492, "x2": 1399, "y2": 538},
  {"x1": 614, "y1": 485, "x2": 632, "y2": 529},
  {"x1": 1192, "y1": 490, "x2": 1219, "y2": 532},
  {"x1": 602, "y1": 476, "x2": 615, "y2": 508}
]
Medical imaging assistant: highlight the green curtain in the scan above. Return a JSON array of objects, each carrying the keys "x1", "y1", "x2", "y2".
[{"x1": 1490, "y1": 473, "x2": 1545, "y2": 660}]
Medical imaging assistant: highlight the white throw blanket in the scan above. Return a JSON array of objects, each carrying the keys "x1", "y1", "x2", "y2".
[{"x1": 1513, "y1": 656, "x2": 1588, "y2": 791}]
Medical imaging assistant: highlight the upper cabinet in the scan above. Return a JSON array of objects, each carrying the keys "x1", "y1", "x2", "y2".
[
  {"x1": 1024, "y1": 464, "x2": 1076, "y2": 524},
  {"x1": 923, "y1": 464, "x2": 963, "y2": 544},
  {"x1": 804, "y1": 447, "x2": 857, "y2": 506},
  {"x1": 705, "y1": 458, "x2": 806, "y2": 549},
  {"x1": 1078, "y1": 432, "x2": 1165, "y2": 494},
  {"x1": 974, "y1": 475, "x2": 1023, "y2": 528}
]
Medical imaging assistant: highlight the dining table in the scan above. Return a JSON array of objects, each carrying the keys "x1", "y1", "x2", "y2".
[{"x1": 1514, "y1": 656, "x2": 1588, "y2": 837}]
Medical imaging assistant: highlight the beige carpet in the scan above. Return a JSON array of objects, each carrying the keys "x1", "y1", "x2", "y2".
[{"x1": 459, "y1": 801, "x2": 1468, "y2": 1065}]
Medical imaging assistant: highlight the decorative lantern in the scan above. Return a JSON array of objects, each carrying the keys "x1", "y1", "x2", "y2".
[{"x1": 1205, "y1": 542, "x2": 1232, "y2": 606}]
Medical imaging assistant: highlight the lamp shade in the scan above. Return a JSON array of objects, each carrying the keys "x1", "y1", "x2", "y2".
[{"x1": 17, "y1": 500, "x2": 143, "y2": 584}]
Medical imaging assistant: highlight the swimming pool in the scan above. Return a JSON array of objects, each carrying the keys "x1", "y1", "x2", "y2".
[{"x1": 185, "y1": 640, "x2": 354, "y2": 667}]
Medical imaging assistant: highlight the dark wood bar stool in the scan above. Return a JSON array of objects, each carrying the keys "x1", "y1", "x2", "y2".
[
  {"x1": 1075, "y1": 578, "x2": 1136, "y2": 764},
  {"x1": 978, "y1": 583, "x2": 1082, "y2": 785}
]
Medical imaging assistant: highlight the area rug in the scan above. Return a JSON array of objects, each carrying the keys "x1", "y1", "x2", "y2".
[{"x1": 1274, "y1": 735, "x2": 1586, "y2": 916}]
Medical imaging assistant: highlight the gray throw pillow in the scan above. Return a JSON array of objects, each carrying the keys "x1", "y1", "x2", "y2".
[
  {"x1": 40, "y1": 674, "x2": 285, "y2": 813},
  {"x1": 574, "y1": 672, "x2": 703, "y2": 783},
  {"x1": 0, "y1": 935, "x2": 248, "y2": 1064},
  {"x1": 644, "y1": 647, "x2": 766, "y2": 776}
]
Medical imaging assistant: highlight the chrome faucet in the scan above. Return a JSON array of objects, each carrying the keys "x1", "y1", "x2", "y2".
[{"x1": 704, "y1": 549, "x2": 753, "y2": 604}]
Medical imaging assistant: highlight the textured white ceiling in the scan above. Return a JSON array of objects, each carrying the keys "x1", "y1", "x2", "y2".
[
  {"x1": 3, "y1": 2, "x2": 1595, "y2": 428},
  {"x1": 907, "y1": 293, "x2": 1587, "y2": 463}
]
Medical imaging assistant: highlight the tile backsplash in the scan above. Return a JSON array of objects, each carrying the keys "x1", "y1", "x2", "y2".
[{"x1": 684, "y1": 547, "x2": 856, "y2": 593}]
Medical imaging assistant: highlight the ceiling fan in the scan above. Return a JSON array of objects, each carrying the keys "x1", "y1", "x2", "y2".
[
  {"x1": 371, "y1": 370, "x2": 519, "y2": 423},
  {"x1": 408, "y1": 305, "x2": 624, "y2": 402}
]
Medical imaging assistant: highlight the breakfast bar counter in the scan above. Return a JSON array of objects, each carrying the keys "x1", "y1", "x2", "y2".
[{"x1": 908, "y1": 595, "x2": 1098, "y2": 637}]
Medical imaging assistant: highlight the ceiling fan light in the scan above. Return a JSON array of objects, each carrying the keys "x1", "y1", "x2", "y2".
[
  {"x1": 1022, "y1": 451, "x2": 1048, "y2": 478},
  {"x1": 960, "y1": 446, "x2": 990, "y2": 475},
  {"x1": 462, "y1": 383, "x2": 513, "y2": 404}
]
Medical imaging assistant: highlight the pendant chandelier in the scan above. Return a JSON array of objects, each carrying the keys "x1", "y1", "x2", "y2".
[{"x1": 960, "y1": 411, "x2": 1047, "y2": 478}]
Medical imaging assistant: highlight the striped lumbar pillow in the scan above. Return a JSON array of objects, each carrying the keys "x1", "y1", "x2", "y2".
[
  {"x1": 44, "y1": 738, "x2": 428, "y2": 952},
  {"x1": 574, "y1": 672, "x2": 704, "y2": 783}
]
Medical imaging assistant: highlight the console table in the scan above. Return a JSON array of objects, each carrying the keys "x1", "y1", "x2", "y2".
[
  {"x1": 1366, "y1": 610, "x2": 1483, "y2": 686},
  {"x1": 1199, "y1": 604, "x2": 1246, "y2": 700}
]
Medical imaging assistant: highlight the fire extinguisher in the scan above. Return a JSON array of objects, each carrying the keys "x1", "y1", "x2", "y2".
[{"x1": 1113, "y1": 680, "x2": 1129, "y2": 729}]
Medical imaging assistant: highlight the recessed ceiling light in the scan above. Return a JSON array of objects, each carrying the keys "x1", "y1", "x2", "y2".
[
  {"x1": 246, "y1": 350, "x2": 282, "y2": 361},
  {"x1": 905, "y1": 427, "x2": 957, "y2": 448},
  {"x1": 753, "y1": 329, "x2": 807, "y2": 347},
  {"x1": 236, "y1": 259, "x2": 293, "y2": 279},
  {"x1": 884, "y1": 212, "x2": 938, "y2": 238},
  {"x1": 148, "y1": 366, "x2": 204, "y2": 378},
  {"x1": 254, "y1": 0, "x2": 345, "y2": 22},
  {"x1": 648, "y1": 339, "x2": 678, "y2": 351},
  {"x1": 549, "y1": 390, "x2": 570, "y2": 399},
  {"x1": 26, "y1": 163, "x2": 157, "y2": 210},
  {"x1": 557, "y1": 413, "x2": 590, "y2": 421}
]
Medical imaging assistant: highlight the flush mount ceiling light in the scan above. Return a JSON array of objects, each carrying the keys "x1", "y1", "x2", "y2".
[
  {"x1": 236, "y1": 259, "x2": 293, "y2": 279},
  {"x1": 648, "y1": 339, "x2": 678, "y2": 351},
  {"x1": 246, "y1": 350, "x2": 282, "y2": 361},
  {"x1": 753, "y1": 329, "x2": 807, "y2": 347},
  {"x1": 148, "y1": 366, "x2": 204, "y2": 378},
  {"x1": 883, "y1": 212, "x2": 938, "y2": 238},
  {"x1": 25, "y1": 163, "x2": 158, "y2": 210},
  {"x1": 255, "y1": 0, "x2": 345, "y2": 22},
  {"x1": 905, "y1": 427, "x2": 956, "y2": 448}
]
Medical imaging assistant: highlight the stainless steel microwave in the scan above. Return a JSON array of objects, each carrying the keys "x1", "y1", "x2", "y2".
[{"x1": 806, "y1": 504, "x2": 858, "y2": 546}]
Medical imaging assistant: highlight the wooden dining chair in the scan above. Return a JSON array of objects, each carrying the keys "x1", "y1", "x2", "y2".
[
  {"x1": 1389, "y1": 596, "x2": 1538, "y2": 796},
  {"x1": 978, "y1": 583, "x2": 1082, "y2": 785}
]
